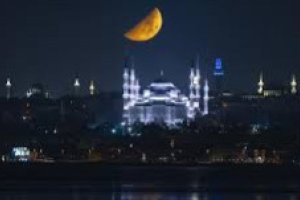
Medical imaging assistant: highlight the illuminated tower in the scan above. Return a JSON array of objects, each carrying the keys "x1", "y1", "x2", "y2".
[
  {"x1": 89, "y1": 80, "x2": 96, "y2": 96},
  {"x1": 258, "y1": 72, "x2": 264, "y2": 95},
  {"x1": 203, "y1": 79, "x2": 209, "y2": 115},
  {"x1": 134, "y1": 79, "x2": 140, "y2": 100},
  {"x1": 193, "y1": 57, "x2": 201, "y2": 114},
  {"x1": 188, "y1": 57, "x2": 201, "y2": 119},
  {"x1": 123, "y1": 68, "x2": 130, "y2": 102},
  {"x1": 123, "y1": 57, "x2": 136, "y2": 124},
  {"x1": 195, "y1": 65, "x2": 201, "y2": 106},
  {"x1": 291, "y1": 74, "x2": 297, "y2": 95},
  {"x1": 123, "y1": 68, "x2": 130, "y2": 121},
  {"x1": 189, "y1": 68, "x2": 195, "y2": 100},
  {"x1": 6, "y1": 77, "x2": 12, "y2": 99},
  {"x1": 214, "y1": 58, "x2": 224, "y2": 97},
  {"x1": 73, "y1": 76, "x2": 80, "y2": 96},
  {"x1": 129, "y1": 68, "x2": 136, "y2": 103},
  {"x1": 188, "y1": 68, "x2": 195, "y2": 119}
]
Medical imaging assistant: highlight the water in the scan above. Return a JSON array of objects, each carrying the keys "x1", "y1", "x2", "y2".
[
  {"x1": 0, "y1": 190, "x2": 299, "y2": 200},
  {"x1": 1, "y1": 164, "x2": 300, "y2": 199}
]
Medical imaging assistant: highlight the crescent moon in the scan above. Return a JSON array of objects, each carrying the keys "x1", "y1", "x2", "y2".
[{"x1": 124, "y1": 8, "x2": 163, "y2": 42}]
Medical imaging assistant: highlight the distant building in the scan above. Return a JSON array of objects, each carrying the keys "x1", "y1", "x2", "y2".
[
  {"x1": 213, "y1": 58, "x2": 224, "y2": 97},
  {"x1": 262, "y1": 84, "x2": 288, "y2": 97},
  {"x1": 218, "y1": 92, "x2": 300, "y2": 130},
  {"x1": 122, "y1": 58, "x2": 210, "y2": 126},
  {"x1": 26, "y1": 83, "x2": 49, "y2": 99},
  {"x1": 257, "y1": 73, "x2": 297, "y2": 97},
  {"x1": 11, "y1": 147, "x2": 31, "y2": 162}
]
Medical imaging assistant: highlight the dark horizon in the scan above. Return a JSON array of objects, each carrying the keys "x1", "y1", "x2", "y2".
[{"x1": 0, "y1": 0, "x2": 300, "y2": 97}]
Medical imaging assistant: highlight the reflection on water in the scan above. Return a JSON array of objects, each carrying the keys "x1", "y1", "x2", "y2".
[
  {"x1": 0, "y1": 191, "x2": 299, "y2": 200},
  {"x1": 1, "y1": 164, "x2": 300, "y2": 200}
]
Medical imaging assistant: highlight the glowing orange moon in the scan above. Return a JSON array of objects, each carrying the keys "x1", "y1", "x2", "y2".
[{"x1": 124, "y1": 8, "x2": 163, "y2": 42}]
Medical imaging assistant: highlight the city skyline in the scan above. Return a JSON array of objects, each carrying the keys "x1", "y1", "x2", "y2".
[
  {"x1": 0, "y1": 59, "x2": 297, "y2": 98},
  {"x1": 1, "y1": 0, "x2": 300, "y2": 96}
]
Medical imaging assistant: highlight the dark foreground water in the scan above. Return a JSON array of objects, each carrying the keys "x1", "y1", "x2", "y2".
[
  {"x1": 0, "y1": 191, "x2": 299, "y2": 200},
  {"x1": 0, "y1": 163, "x2": 300, "y2": 199}
]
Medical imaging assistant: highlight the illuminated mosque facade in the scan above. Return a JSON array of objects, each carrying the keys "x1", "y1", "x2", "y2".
[{"x1": 122, "y1": 59, "x2": 210, "y2": 126}]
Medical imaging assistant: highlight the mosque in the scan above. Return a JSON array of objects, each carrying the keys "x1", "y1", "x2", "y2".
[{"x1": 122, "y1": 58, "x2": 210, "y2": 126}]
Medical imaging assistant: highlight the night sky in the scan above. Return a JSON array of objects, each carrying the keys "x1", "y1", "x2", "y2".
[{"x1": 0, "y1": 0, "x2": 300, "y2": 97}]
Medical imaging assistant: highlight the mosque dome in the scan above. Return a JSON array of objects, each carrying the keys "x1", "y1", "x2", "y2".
[{"x1": 147, "y1": 72, "x2": 178, "y2": 97}]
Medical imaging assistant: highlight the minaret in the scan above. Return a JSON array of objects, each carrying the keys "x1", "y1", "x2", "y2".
[
  {"x1": 134, "y1": 79, "x2": 140, "y2": 100},
  {"x1": 123, "y1": 68, "x2": 130, "y2": 104},
  {"x1": 89, "y1": 80, "x2": 96, "y2": 96},
  {"x1": 189, "y1": 68, "x2": 195, "y2": 99},
  {"x1": 258, "y1": 72, "x2": 264, "y2": 95},
  {"x1": 188, "y1": 68, "x2": 195, "y2": 119},
  {"x1": 6, "y1": 77, "x2": 12, "y2": 99},
  {"x1": 188, "y1": 56, "x2": 202, "y2": 119},
  {"x1": 129, "y1": 68, "x2": 137, "y2": 109},
  {"x1": 123, "y1": 57, "x2": 134, "y2": 124},
  {"x1": 122, "y1": 67, "x2": 130, "y2": 124},
  {"x1": 194, "y1": 65, "x2": 201, "y2": 110},
  {"x1": 291, "y1": 74, "x2": 297, "y2": 95},
  {"x1": 203, "y1": 79, "x2": 209, "y2": 115},
  {"x1": 73, "y1": 76, "x2": 80, "y2": 96}
]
